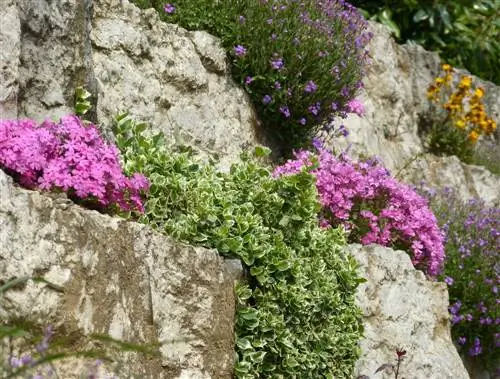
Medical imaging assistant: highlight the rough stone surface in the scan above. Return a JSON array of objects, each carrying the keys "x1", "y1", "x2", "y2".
[
  {"x1": 319, "y1": 22, "x2": 500, "y2": 206},
  {"x1": 349, "y1": 244, "x2": 470, "y2": 379},
  {"x1": 0, "y1": 0, "x2": 263, "y2": 170},
  {"x1": 0, "y1": 169, "x2": 239, "y2": 379}
]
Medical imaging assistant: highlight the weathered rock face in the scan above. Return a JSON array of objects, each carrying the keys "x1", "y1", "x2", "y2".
[
  {"x1": 349, "y1": 244, "x2": 470, "y2": 379},
  {"x1": 319, "y1": 22, "x2": 500, "y2": 206},
  {"x1": 0, "y1": 169, "x2": 239, "y2": 378},
  {"x1": 0, "y1": 0, "x2": 263, "y2": 170}
]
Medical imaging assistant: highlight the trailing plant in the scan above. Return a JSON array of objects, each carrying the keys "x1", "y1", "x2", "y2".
[
  {"x1": 0, "y1": 116, "x2": 149, "y2": 214},
  {"x1": 425, "y1": 64, "x2": 497, "y2": 164},
  {"x1": 351, "y1": 0, "x2": 500, "y2": 84},
  {"x1": 419, "y1": 186, "x2": 499, "y2": 370},
  {"x1": 274, "y1": 147, "x2": 445, "y2": 277},
  {"x1": 113, "y1": 114, "x2": 364, "y2": 378},
  {"x1": 134, "y1": 0, "x2": 372, "y2": 150}
]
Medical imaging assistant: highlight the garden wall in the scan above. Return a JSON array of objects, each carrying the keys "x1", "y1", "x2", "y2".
[{"x1": 1, "y1": 0, "x2": 499, "y2": 377}]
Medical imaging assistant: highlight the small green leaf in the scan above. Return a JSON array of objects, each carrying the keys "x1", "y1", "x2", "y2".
[
  {"x1": 254, "y1": 146, "x2": 272, "y2": 157},
  {"x1": 237, "y1": 337, "x2": 253, "y2": 350}
]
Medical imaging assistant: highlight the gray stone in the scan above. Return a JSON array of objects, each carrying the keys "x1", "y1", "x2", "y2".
[
  {"x1": 348, "y1": 244, "x2": 469, "y2": 379},
  {"x1": 0, "y1": 169, "x2": 240, "y2": 378}
]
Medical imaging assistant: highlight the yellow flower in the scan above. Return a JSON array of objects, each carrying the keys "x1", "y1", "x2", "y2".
[
  {"x1": 442, "y1": 64, "x2": 452, "y2": 72},
  {"x1": 468, "y1": 130, "x2": 479, "y2": 143},
  {"x1": 455, "y1": 119, "x2": 466, "y2": 129},
  {"x1": 459, "y1": 76, "x2": 472, "y2": 89},
  {"x1": 474, "y1": 87, "x2": 484, "y2": 98},
  {"x1": 444, "y1": 74, "x2": 453, "y2": 85},
  {"x1": 435, "y1": 77, "x2": 445, "y2": 86}
]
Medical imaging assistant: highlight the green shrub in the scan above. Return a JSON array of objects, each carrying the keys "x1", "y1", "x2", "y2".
[
  {"x1": 113, "y1": 115, "x2": 364, "y2": 378},
  {"x1": 134, "y1": 0, "x2": 372, "y2": 151},
  {"x1": 351, "y1": 0, "x2": 500, "y2": 84}
]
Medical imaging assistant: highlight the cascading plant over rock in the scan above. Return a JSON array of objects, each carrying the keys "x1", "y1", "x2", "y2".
[{"x1": 135, "y1": 0, "x2": 373, "y2": 149}]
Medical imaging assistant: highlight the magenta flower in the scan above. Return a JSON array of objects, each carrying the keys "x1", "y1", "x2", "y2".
[
  {"x1": 163, "y1": 3, "x2": 175, "y2": 14},
  {"x1": 0, "y1": 116, "x2": 149, "y2": 213},
  {"x1": 274, "y1": 149, "x2": 445, "y2": 276},
  {"x1": 346, "y1": 98, "x2": 365, "y2": 117}
]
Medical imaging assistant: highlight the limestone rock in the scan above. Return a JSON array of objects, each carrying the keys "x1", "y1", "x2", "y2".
[
  {"x1": 349, "y1": 244, "x2": 470, "y2": 379},
  {"x1": 0, "y1": 0, "x2": 263, "y2": 170},
  {"x1": 0, "y1": 169, "x2": 239, "y2": 378}
]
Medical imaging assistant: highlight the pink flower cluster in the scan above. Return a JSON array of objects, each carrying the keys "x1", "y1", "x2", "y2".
[
  {"x1": 345, "y1": 98, "x2": 365, "y2": 117},
  {"x1": 274, "y1": 149, "x2": 445, "y2": 276},
  {"x1": 0, "y1": 116, "x2": 149, "y2": 213}
]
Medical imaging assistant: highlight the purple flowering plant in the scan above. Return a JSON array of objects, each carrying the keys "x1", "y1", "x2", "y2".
[
  {"x1": 144, "y1": 0, "x2": 372, "y2": 150},
  {"x1": 274, "y1": 148, "x2": 445, "y2": 276},
  {"x1": 420, "y1": 186, "x2": 499, "y2": 368},
  {"x1": 0, "y1": 116, "x2": 149, "y2": 214}
]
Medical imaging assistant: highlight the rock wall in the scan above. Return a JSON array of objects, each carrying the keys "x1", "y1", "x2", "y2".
[
  {"x1": 0, "y1": 169, "x2": 240, "y2": 379},
  {"x1": 0, "y1": 0, "x2": 264, "y2": 170},
  {"x1": 350, "y1": 244, "x2": 469, "y2": 379},
  {"x1": 320, "y1": 22, "x2": 500, "y2": 206}
]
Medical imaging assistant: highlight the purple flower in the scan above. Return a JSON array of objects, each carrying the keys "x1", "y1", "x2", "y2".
[
  {"x1": 469, "y1": 337, "x2": 482, "y2": 356},
  {"x1": 341, "y1": 86, "x2": 349, "y2": 97},
  {"x1": 308, "y1": 102, "x2": 321, "y2": 116},
  {"x1": 262, "y1": 95, "x2": 272, "y2": 105},
  {"x1": 239, "y1": 15, "x2": 245, "y2": 23},
  {"x1": 338, "y1": 124, "x2": 349, "y2": 137},
  {"x1": 279, "y1": 105, "x2": 291, "y2": 118},
  {"x1": 234, "y1": 45, "x2": 247, "y2": 57},
  {"x1": 444, "y1": 276, "x2": 454, "y2": 286},
  {"x1": 304, "y1": 80, "x2": 318, "y2": 94},
  {"x1": 245, "y1": 76, "x2": 254, "y2": 85},
  {"x1": 274, "y1": 81, "x2": 281, "y2": 90},
  {"x1": 270, "y1": 57, "x2": 284, "y2": 70},
  {"x1": 312, "y1": 138, "x2": 323, "y2": 150},
  {"x1": 299, "y1": 118, "x2": 307, "y2": 125},
  {"x1": 458, "y1": 336, "x2": 467, "y2": 345},
  {"x1": 163, "y1": 3, "x2": 175, "y2": 14}
]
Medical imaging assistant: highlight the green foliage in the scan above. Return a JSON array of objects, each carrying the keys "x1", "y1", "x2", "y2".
[
  {"x1": 352, "y1": 0, "x2": 500, "y2": 84},
  {"x1": 74, "y1": 86, "x2": 92, "y2": 117},
  {"x1": 426, "y1": 121, "x2": 475, "y2": 163},
  {"x1": 133, "y1": 0, "x2": 371, "y2": 151},
  {"x1": 114, "y1": 115, "x2": 364, "y2": 378}
]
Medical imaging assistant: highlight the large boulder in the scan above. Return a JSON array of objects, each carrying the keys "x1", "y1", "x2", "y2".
[
  {"x1": 349, "y1": 244, "x2": 470, "y2": 379},
  {"x1": 0, "y1": 0, "x2": 263, "y2": 170},
  {"x1": 0, "y1": 169, "x2": 240, "y2": 378}
]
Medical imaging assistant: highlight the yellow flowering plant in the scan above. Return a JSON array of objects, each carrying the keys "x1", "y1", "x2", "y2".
[{"x1": 425, "y1": 64, "x2": 497, "y2": 163}]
